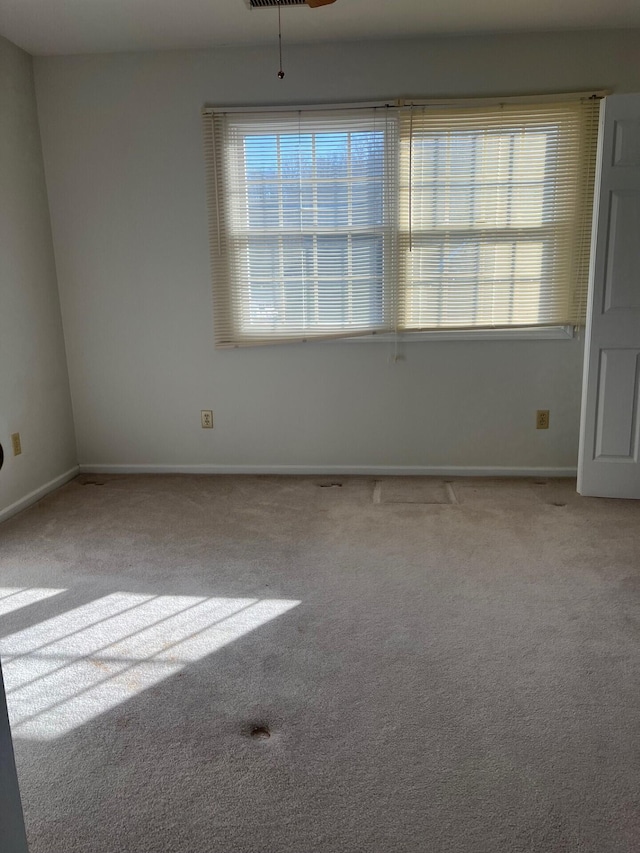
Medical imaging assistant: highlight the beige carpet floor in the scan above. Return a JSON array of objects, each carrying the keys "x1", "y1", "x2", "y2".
[{"x1": 0, "y1": 474, "x2": 639, "y2": 852}]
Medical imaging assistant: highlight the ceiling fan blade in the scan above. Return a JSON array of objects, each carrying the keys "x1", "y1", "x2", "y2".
[{"x1": 306, "y1": 0, "x2": 337, "y2": 7}]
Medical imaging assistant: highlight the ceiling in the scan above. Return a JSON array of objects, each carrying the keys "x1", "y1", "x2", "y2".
[{"x1": 1, "y1": 0, "x2": 639, "y2": 56}]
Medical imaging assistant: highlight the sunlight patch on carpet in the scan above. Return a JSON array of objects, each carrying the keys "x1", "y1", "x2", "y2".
[{"x1": 0, "y1": 592, "x2": 299, "y2": 740}]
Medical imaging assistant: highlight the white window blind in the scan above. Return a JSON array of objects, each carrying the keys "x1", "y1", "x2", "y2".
[
  {"x1": 204, "y1": 108, "x2": 397, "y2": 346},
  {"x1": 399, "y1": 101, "x2": 599, "y2": 331},
  {"x1": 203, "y1": 96, "x2": 600, "y2": 348}
]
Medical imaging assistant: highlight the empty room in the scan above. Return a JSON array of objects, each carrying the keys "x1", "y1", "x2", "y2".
[{"x1": 1, "y1": 1, "x2": 640, "y2": 851}]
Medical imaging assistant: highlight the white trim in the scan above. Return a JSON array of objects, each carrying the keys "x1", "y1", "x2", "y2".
[
  {"x1": 0, "y1": 467, "x2": 79, "y2": 525},
  {"x1": 203, "y1": 92, "x2": 609, "y2": 116},
  {"x1": 219, "y1": 326, "x2": 577, "y2": 349},
  {"x1": 79, "y1": 464, "x2": 576, "y2": 478},
  {"x1": 341, "y1": 325, "x2": 576, "y2": 343},
  {"x1": 204, "y1": 100, "x2": 397, "y2": 115}
]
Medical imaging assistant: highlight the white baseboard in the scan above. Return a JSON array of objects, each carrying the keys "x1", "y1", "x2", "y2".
[
  {"x1": 0, "y1": 467, "x2": 79, "y2": 525},
  {"x1": 79, "y1": 463, "x2": 577, "y2": 478}
]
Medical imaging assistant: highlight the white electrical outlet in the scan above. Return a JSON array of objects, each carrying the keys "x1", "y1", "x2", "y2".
[{"x1": 201, "y1": 410, "x2": 213, "y2": 429}]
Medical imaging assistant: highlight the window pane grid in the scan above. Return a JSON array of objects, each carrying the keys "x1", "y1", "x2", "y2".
[
  {"x1": 398, "y1": 105, "x2": 595, "y2": 331},
  {"x1": 228, "y1": 119, "x2": 389, "y2": 338}
]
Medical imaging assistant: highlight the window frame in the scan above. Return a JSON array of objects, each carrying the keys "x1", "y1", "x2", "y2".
[
  {"x1": 203, "y1": 92, "x2": 603, "y2": 348},
  {"x1": 232, "y1": 114, "x2": 394, "y2": 339}
]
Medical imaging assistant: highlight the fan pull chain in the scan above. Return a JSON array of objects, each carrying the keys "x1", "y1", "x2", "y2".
[{"x1": 277, "y1": 3, "x2": 285, "y2": 79}]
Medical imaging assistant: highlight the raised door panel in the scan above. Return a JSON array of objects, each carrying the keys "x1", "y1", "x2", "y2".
[{"x1": 595, "y1": 349, "x2": 640, "y2": 459}]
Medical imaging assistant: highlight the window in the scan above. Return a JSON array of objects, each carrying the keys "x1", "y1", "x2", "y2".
[{"x1": 203, "y1": 97, "x2": 599, "y2": 347}]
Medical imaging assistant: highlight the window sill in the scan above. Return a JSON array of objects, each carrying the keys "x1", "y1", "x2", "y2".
[{"x1": 341, "y1": 325, "x2": 577, "y2": 343}]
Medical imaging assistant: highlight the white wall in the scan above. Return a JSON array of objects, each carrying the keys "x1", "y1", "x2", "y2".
[
  {"x1": 33, "y1": 29, "x2": 640, "y2": 474},
  {"x1": 0, "y1": 35, "x2": 76, "y2": 518}
]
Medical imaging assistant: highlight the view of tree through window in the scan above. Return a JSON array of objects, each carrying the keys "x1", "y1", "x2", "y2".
[{"x1": 240, "y1": 129, "x2": 387, "y2": 333}]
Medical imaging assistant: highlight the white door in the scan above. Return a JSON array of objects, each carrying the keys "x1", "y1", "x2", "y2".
[
  {"x1": 0, "y1": 662, "x2": 29, "y2": 853},
  {"x1": 578, "y1": 94, "x2": 640, "y2": 498}
]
